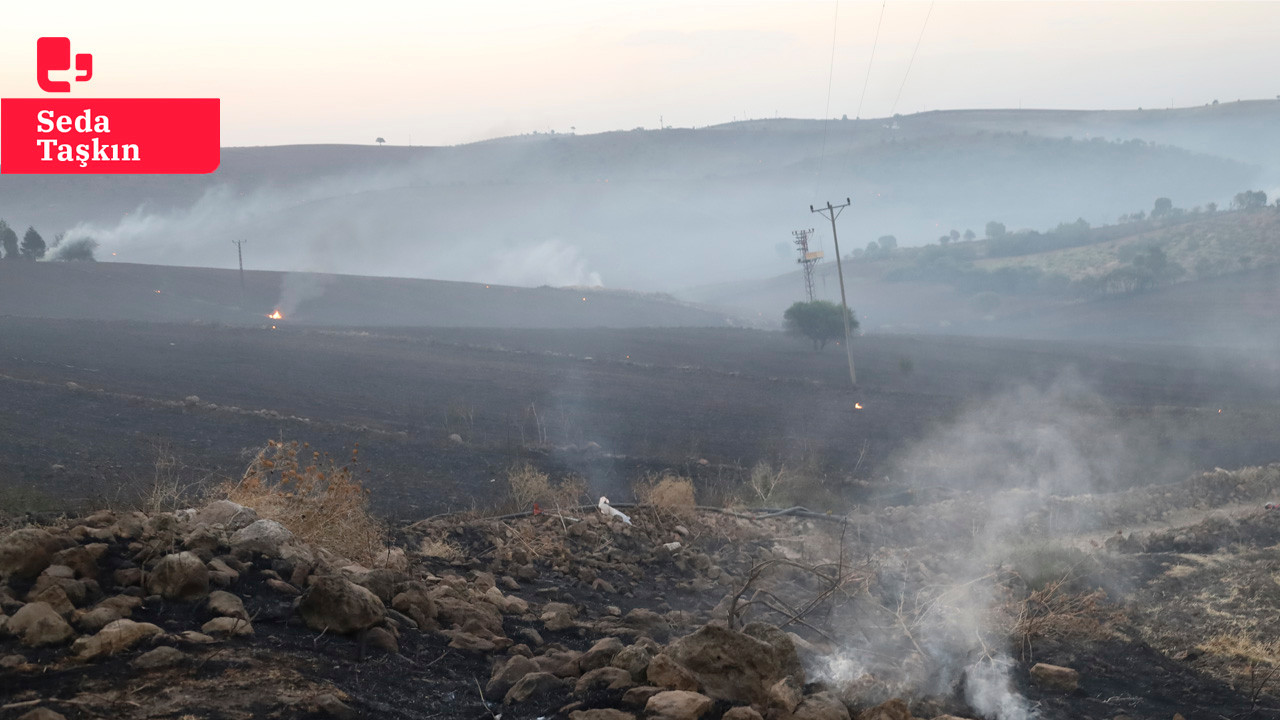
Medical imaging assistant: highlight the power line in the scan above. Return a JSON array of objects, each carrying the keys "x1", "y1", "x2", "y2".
[
  {"x1": 810, "y1": 198, "x2": 857, "y2": 388},
  {"x1": 813, "y1": 0, "x2": 841, "y2": 200},
  {"x1": 890, "y1": 1, "x2": 935, "y2": 117},
  {"x1": 854, "y1": 0, "x2": 887, "y2": 120}
]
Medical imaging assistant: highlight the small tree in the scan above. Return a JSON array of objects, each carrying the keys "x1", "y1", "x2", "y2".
[
  {"x1": 1152, "y1": 197, "x2": 1173, "y2": 218},
  {"x1": 985, "y1": 220, "x2": 1007, "y2": 239},
  {"x1": 783, "y1": 300, "x2": 858, "y2": 351},
  {"x1": 878, "y1": 235, "x2": 898, "y2": 251},
  {"x1": 0, "y1": 221, "x2": 17, "y2": 259},
  {"x1": 963, "y1": 229, "x2": 976, "y2": 242},
  {"x1": 1232, "y1": 190, "x2": 1268, "y2": 210},
  {"x1": 20, "y1": 226, "x2": 46, "y2": 260}
]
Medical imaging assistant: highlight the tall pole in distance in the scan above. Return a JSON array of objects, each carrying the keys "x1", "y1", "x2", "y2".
[
  {"x1": 810, "y1": 198, "x2": 856, "y2": 387},
  {"x1": 232, "y1": 239, "x2": 247, "y2": 290}
]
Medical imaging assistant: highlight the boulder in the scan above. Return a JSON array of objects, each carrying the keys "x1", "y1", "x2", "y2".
[
  {"x1": 202, "y1": 617, "x2": 254, "y2": 637},
  {"x1": 644, "y1": 690, "x2": 714, "y2": 720},
  {"x1": 665, "y1": 624, "x2": 802, "y2": 705},
  {"x1": 207, "y1": 590, "x2": 249, "y2": 620},
  {"x1": 392, "y1": 588, "x2": 437, "y2": 629},
  {"x1": 72, "y1": 619, "x2": 163, "y2": 660},
  {"x1": 542, "y1": 601, "x2": 578, "y2": 631},
  {"x1": 230, "y1": 519, "x2": 295, "y2": 557},
  {"x1": 792, "y1": 692, "x2": 851, "y2": 720},
  {"x1": 312, "y1": 693, "x2": 358, "y2": 720},
  {"x1": 571, "y1": 711, "x2": 635, "y2": 720},
  {"x1": 721, "y1": 708, "x2": 764, "y2": 720},
  {"x1": 193, "y1": 500, "x2": 259, "y2": 531},
  {"x1": 131, "y1": 645, "x2": 187, "y2": 670},
  {"x1": 575, "y1": 666, "x2": 635, "y2": 696},
  {"x1": 612, "y1": 643, "x2": 654, "y2": 682},
  {"x1": 580, "y1": 636, "x2": 625, "y2": 672},
  {"x1": 0, "y1": 528, "x2": 58, "y2": 579},
  {"x1": 488, "y1": 655, "x2": 540, "y2": 698},
  {"x1": 1030, "y1": 663, "x2": 1079, "y2": 692},
  {"x1": 646, "y1": 653, "x2": 699, "y2": 692},
  {"x1": 17, "y1": 709, "x2": 67, "y2": 720},
  {"x1": 147, "y1": 552, "x2": 209, "y2": 601},
  {"x1": 503, "y1": 671, "x2": 566, "y2": 704},
  {"x1": 858, "y1": 699, "x2": 910, "y2": 720},
  {"x1": 298, "y1": 576, "x2": 385, "y2": 634},
  {"x1": 50, "y1": 545, "x2": 98, "y2": 579},
  {"x1": 75, "y1": 606, "x2": 122, "y2": 633},
  {"x1": 9, "y1": 602, "x2": 75, "y2": 646}
]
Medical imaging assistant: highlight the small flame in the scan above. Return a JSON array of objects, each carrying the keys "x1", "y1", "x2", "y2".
[
  {"x1": 267, "y1": 310, "x2": 283, "y2": 320},
  {"x1": 854, "y1": 402, "x2": 864, "y2": 410}
]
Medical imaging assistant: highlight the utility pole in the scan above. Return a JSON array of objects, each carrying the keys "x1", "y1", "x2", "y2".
[
  {"x1": 810, "y1": 198, "x2": 856, "y2": 387},
  {"x1": 232, "y1": 239, "x2": 247, "y2": 290},
  {"x1": 792, "y1": 228, "x2": 821, "y2": 302}
]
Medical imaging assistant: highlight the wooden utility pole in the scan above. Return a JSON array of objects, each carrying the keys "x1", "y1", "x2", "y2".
[
  {"x1": 810, "y1": 198, "x2": 856, "y2": 387},
  {"x1": 232, "y1": 239, "x2": 247, "y2": 289}
]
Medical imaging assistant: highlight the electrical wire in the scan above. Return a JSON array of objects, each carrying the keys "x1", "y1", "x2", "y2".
[
  {"x1": 812, "y1": 0, "x2": 841, "y2": 201},
  {"x1": 854, "y1": 0, "x2": 888, "y2": 121},
  {"x1": 890, "y1": 1, "x2": 935, "y2": 118}
]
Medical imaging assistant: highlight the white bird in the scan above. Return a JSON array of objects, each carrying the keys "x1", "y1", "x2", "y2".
[{"x1": 598, "y1": 496, "x2": 631, "y2": 525}]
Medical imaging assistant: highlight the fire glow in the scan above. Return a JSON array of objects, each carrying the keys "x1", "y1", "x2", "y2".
[{"x1": 267, "y1": 310, "x2": 283, "y2": 320}]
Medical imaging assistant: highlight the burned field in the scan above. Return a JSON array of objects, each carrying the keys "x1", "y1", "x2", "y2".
[{"x1": 1, "y1": 316, "x2": 1278, "y2": 519}]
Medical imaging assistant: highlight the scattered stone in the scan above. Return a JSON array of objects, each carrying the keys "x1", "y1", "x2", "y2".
[
  {"x1": 1030, "y1": 663, "x2": 1079, "y2": 693},
  {"x1": 177, "y1": 631, "x2": 216, "y2": 644},
  {"x1": 580, "y1": 636, "x2": 625, "y2": 672},
  {"x1": 768, "y1": 676, "x2": 803, "y2": 713},
  {"x1": 858, "y1": 699, "x2": 910, "y2": 720},
  {"x1": 75, "y1": 606, "x2": 122, "y2": 633},
  {"x1": 267, "y1": 578, "x2": 301, "y2": 595},
  {"x1": 613, "y1": 643, "x2": 654, "y2": 682},
  {"x1": 623, "y1": 686, "x2": 664, "y2": 708},
  {"x1": 665, "y1": 623, "x2": 802, "y2": 705},
  {"x1": 542, "y1": 601, "x2": 578, "y2": 631},
  {"x1": 312, "y1": 693, "x2": 358, "y2": 720},
  {"x1": 298, "y1": 576, "x2": 385, "y2": 634},
  {"x1": 570, "y1": 710, "x2": 636, "y2": 720},
  {"x1": 575, "y1": 666, "x2": 635, "y2": 696},
  {"x1": 51, "y1": 545, "x2": 98, "y2": 579},
  {"x1": 722, "y1": 707, "x2": 764, "y2": 720},
  {"x1": 0, "y1": 654, "x2": 26, "y2": 669},
  {"x1": 147, "y1": 552, "x2": 210, "y2": 601},
  {"x1": 113, "y1": 567, "x2": 143, "y2": 586},
  {"x1": 207, "y1": 590, "x2": 249, "y2": 620},
  {"x1": 488, "y1": 655, "x2": 540, "y2": 698},
  {"x1": 202, "y1": 616, "x2": 254, "y2": 637},
  {"x1": 448, "y1": 630, "x2": 497, "y2": 652},
  {"x1": 0, "y1": 528, "x2": 58, "y2": 579},
  {"x1": 72, "y1": 619, "x2": 163, "y2": 659},
  {"x1": 230, "y1": 519, "x2": 295, "y2": 558},
  {"x1": 504, "y1": 671, "x2": 566, "y2": 704},
  {"x1": 647, "y1": 653, "x2": 700, "y2": 692},
  {"x1": 193, "y1": 500, "x2": 259, "y2": 531},
  {"x1": 17, "y1": 709, "x2": 67, "y2": 720},
  {"x1": 644, "y1": 690, "x2": 714, "y2": 720},
  {"x1": 392, "y1": 588, "x2": 437, "y2": 629},
  {"x1": 362, "y1": 626, "x2": 399, "y2": 653},
  {"x1": 131, "y1": 645, "x2": 187, "y2": 670},
  {"x1": 9, "y1": 602, "x2": 75, "y2": 646}
]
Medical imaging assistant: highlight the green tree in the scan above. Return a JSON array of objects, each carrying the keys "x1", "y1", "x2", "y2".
[
  {"x1": 1232, "y1": 190, "x2": 1268, "y2": 210},
  {"x1": 20, "y1": 226, "x2": 46, "y2": 260},
  {"x1": 963, "y1": 229, "x2": 976, "y2": 242},
  {"x1": 985, "y1": 221, "x2": 1006, "y2": 239},
  {"x1": 877, "y1": 235, "x2": 898, "y2": 251},
  {"x1": 1152, "y1": 197, "x2": 1173, "y2": 218},
  {"x1": 0, "y1": 221, "x2": 17, "y2": 259},
  {"x1": 783, "y1": 300, "x2": 858, "y2": 351}
]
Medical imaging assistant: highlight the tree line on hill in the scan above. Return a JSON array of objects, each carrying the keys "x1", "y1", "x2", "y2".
[{"x1": 0, "y1": 220, "x2": 97, "y2": 262}]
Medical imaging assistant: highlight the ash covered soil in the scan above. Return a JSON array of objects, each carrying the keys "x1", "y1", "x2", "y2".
[
  {"x1": 1, "y1": 317, "x2": 1278, "y2": 517},
  {"x1": 3, "y1": 465, "x2": 1280, "y2": 720}
]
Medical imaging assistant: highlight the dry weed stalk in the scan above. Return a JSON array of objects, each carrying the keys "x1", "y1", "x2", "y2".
[
  {"x1": 505, "y1": 463, "x2": 584, "y2": 512},
  {"x1": 634, "y1": 472, "x2": 698, "y2": 526},
  {"x1": 1013, "y1": 571, "x2": 1112, "y2": 662},
  {"x1": 221, "y1": 439, "x2": 385, "y2": 563}
]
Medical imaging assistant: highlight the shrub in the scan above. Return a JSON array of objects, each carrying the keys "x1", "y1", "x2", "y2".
[
  {"x1": 635, "y1": 473, "x2": 697, "y2": 522},
  {"x1": 222, "y1": 440, "x2": 385, "y2": 563},
  {"x1": 505, "y1": 462, "x2": 585, "y2": 512}
]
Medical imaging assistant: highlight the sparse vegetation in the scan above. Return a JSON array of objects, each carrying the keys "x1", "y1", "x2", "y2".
[{"x1": 504, "y1": 462, "x2": 585, "y2": 513}]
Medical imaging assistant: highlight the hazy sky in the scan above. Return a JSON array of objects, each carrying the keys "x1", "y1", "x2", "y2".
[{"x1": 1, "y1": 1, "x2": 1276, "y2": 147}]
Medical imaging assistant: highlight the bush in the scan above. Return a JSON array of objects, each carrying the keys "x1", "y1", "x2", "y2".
[
  {"x1": 783, "y1": 300, "x2": 857, "y2": 350},
  {"x1": 635, "y1": 473, "x2": 697, "y2": 522},
  {"x1": 505, "y1": 462, "x2": 585, "y2": 512},
  {"x1": 222, "y1": 440, "x2": 385, "y2": 563}
]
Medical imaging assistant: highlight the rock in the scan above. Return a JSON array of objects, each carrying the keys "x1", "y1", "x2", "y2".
[
  {"x1": 147, "y1": 552, "x2": 210, "y2": 601},
  {"x1": 665, "y1": 624, "x2": 803, "y2": 705},
  {"x1": 177, "y1": 631, "x2": 216, "y2": 644},
  {"x1": 75, "y1": 606, "x2": 122, "y2": 633},
  {"x1": 72, "y1": 619, "x2": 163, "y2": 659},
  {"x1": 298, "y1": 576, "x2": 385, "y2": 634},
  {"x1": 792, "y1": 692, "x2": 851, "y2": 720},
  {"x1": 542, "y1": 601, "x2": 578, "y2": 631},
  {"x1": 570, "y1": 710, "x2": 636, "y2": 720},
  {"x1": 230, "y1": 519, "x2": 295, "y2": 558},
  {"x1": 96, "y1": 594, "x2": 143, "y2": 615},
  {"x1": 858, "y1": 699, "x2": 910, "y2": 720},
  {"x1": 50, "y1": 546, "x2": 98, "y2": 579},
  {"x1": 112, "y1": 513, "x2": 147, "y2": 539},
  {"x1": 0, "y1": 528, "x2": 58, "y2": 579},
  {"x1": 351, "y1": 568, "x2": 403, "y2": 603},
  {"x1": 448, "y1": 630, "x2": 497, "y2": 652},
  {"x1": 207, "y1": 590, "x2": 249, "y2": 620},
  {"x1": 1030, "y1": 663, "x2": 1079, "y2": 692},
  {"x1": 449, "y1": 433, "x2": 464, "y2": 444},
  {"x1": 436, "y1": 594, "x2": 504, "y2": 638},
  {"x1": 580, "y1": 636, "x2": 625, "y2": 672},
  {"x1": 113, "y1": 567, "x2": 143, "y2": 586},
  {"x1": 313, "y1": 693, "x2": 358, "y2": 720},
  {"x1": 488, "y1": 655, "x2": 540, "y2": 698},
  {"x1": 647, "y1": 653, "x2": 700, "y2": 692},
  {"x1": 193, "y1": 500, "x2": 259, "y2": 531},
  {"x1": 362, "y1": 626, "x2": 399, "y2": 653},
  {"x1": 575, "y1": 666, "x2": 635, "y2": 696},
  {"x1": 0, "y1": 654, "x2": 25, "y2": 669},
  {"x1": 131, "y1": 645, "x2": 187, "y2": 669},
  {"x1": 613, "y1": 643, "x2": 654, "y2": 682},
  {"x1": 392, "y1": 588, "x2": 437, "y2": 629},
  {"x1": 503, "y1": 671, "x2": 566, "y2": 704},
  {"x1": 9, "y1": 602, "x2": 75, "y2": 646},
  {"x1": 623, "y1": 686, "x2": 664, "y2": 708},
  {"x1": 202, "y1": 617, "x2": 254, "y2": 637},
  {"x1": 267, "y1": 578, "x2": 301, "y2": 595},
  {"x1": 644, "y1": 690, "x2": 714, "y2": 720},
  {"x1": 722, "y1": 708, "x2": 764, "y2": 720},
  {"x1": 768, "y1": 676, "x2": 803, "y2": 713},
  {"x1": 17, "y1": 709, "x2": 67, "y2": 720},
  {"x1": 27, "y1": 583, "x2": 76, "y2": 617}
]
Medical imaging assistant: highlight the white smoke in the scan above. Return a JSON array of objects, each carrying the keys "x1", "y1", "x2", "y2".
[{"x1": 488, "y1": 239, "x2": 603, "y2": 288}]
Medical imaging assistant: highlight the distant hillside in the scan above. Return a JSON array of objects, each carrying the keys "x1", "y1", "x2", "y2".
[
  {"x1": 0, "y1": 261, "x2": 731, "y2": 329},
  {"x1": 0, "y1": 102, "x2": 1276, "y2": 292}
]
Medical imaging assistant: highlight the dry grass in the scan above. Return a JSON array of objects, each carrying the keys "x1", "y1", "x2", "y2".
[
  {"x1": 1012, "y1": 572, "x2": 1115, "y2": 662},
  {"x1": 221, "y1": 439, "x2": 385, "y2": 563},
  {"x1": 418, "y1": 537, "x2": 464, "y2": 562},
  {"x1": 747, "y1": 461, "x2": 788, "y2": 506},
  {"x1": 504, "y1": 463, "x2": 585, "y2": 512},
  {"x1": 635, "y1": 473, "x2": 698, "y2": 524}
]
